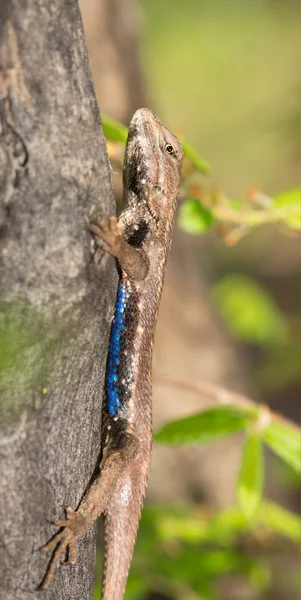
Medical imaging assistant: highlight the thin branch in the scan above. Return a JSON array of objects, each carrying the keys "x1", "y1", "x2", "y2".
[
  {"x1": 154, "y1": 377, "x2": 301, "y2": 435},
  {"x1": 213, "y1": 205, "x2": 300, "y2": 226}
]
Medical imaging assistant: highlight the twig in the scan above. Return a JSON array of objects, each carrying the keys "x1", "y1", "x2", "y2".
[{"x1": 213, "y1": 205, "x2": 301, "y2": 226}]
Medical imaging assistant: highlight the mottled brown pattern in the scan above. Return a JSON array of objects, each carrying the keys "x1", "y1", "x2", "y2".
[{"x1": 41, "y1": 108, "x2": 183, "y2": 598}]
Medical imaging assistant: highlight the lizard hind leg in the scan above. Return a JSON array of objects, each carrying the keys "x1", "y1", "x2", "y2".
[{"x1": 39, "y1": 437, "x2": 140, "y2": 590}]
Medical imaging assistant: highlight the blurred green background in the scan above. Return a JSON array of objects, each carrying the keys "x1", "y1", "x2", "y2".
[
  {"x1": 137, "y1": 0, "x2": 301, "y2": 404},
  {"x1": 139, "y1": 0, "x2": 301, "y2": 195}
]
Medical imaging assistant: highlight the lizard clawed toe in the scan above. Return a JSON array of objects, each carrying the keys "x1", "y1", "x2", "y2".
[
  {"x1": 39, "y1": 507, "x2": 81, "y2": 590},
  {"x1": 90, "y1": 216, "x2": 124, "y2": 255},
  {"x1": 97, "y1": 219, "x2": 109, "y2": 233},
  {"x1": 62, "y1": 541, "x2": 78, "y2": 565}
]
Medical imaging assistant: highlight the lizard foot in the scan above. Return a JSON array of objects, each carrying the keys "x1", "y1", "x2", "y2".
[
  {"x1": 39, "y1": 506, "x2": 85, "y2": 590},
  {"x1": 89, "y1": 216, "x2": 124, "y2": 256}
]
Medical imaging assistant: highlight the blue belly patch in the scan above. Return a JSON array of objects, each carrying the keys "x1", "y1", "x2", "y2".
[{"x1": 106, "y1": 279, "x2": 131, "y2": 417}]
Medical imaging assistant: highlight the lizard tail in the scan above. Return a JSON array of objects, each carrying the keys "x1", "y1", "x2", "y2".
[{"x1": 101, "y1": 453, "x2": 150, "y2": 600}]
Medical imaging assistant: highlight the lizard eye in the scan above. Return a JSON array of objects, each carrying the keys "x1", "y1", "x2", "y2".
[{"x1": 165, "y1": 143, "x2": 174, "y2": 155}]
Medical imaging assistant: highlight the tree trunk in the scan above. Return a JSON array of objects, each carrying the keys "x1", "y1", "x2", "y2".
[{"x1": 0, "y1": 1, "x2": 115, "y2": 598}]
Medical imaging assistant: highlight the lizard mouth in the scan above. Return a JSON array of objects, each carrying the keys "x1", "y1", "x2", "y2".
[
  {"x1": 145, "y1": 185, "x2": 165, "y2": 223},
  {"x1": 144, "y1": 201, "x2": 160, "y2": 225},
  {"x1": 146, "y1": 203, "x2": 157, "y2": 220}
]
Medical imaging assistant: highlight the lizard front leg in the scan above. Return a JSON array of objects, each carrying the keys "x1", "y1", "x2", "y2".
[{"x1": 90, "y1": 216, "x2": 149, "y2": 281}]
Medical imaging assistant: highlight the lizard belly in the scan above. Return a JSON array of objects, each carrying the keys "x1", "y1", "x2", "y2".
[{"x1": 105, "y1": 277, "x2": 136, "y2": 419}]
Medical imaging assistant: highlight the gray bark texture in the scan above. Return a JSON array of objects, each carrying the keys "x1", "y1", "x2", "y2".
[{"x1": 0, "y1": 1, "x2": 116, "y2": 599}]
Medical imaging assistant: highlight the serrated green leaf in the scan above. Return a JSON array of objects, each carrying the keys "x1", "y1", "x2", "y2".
[
  {"x1": 181, "y1": 140, "x2": 211, "y2": 174},
  {"x1": 263, "y1": 420, "x2": 301, "y2": 474},
  {"x1": 237, "y1": 432, "x2": 264, "y2": 519},
  {"x1": 258, "y1": 500, "x2": 301, "y2": 542},
  {"x1": 212, "y1": 275, "x2": 288, "y2": 345},
  {"x1": 101, "y1": 113, "x2": 128, "y2": 144},
  {"x1": 178, "y1": 198, "x2": 216, "y2": 234},
  {"x1": 154, "y1": 405, "x2": 249, "y2": 445},
  {"x1": 274, "y1": 188, "x2": 301, "y2": 229}
]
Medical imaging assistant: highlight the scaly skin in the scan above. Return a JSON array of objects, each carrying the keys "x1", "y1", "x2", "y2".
[{"x1": 40, "y1": 108, "x2": 183, "y2": 598}]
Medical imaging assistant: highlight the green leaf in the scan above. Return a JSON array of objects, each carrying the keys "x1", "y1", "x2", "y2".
[
  {"x1": 154, "y1": 405, "x2": 249, "y2": 445},
  {"x1": 212, "y1": 274, "x2": 288, "y2": 345},
  {"x1": 258, "y1": 500, "x2": 301, "y2": 542},
  {"x1": 263, "y1": 420, "x2": 301, "y2": 474},
  {"x1": 101, "y1": 113, "x2": 128, "y2": 144},
  {"x1": 178, "y1": 198, "x2": 216, "y2": 234},
  {"x1": 237, "y1": 432, "x2": 264, "y2": 519},
  {"x1": 274, "y1": 188, "x2": 301, "y2": 229},
  {"x1": 181, "y1": 140, "x2": 211, "y2": 174}
]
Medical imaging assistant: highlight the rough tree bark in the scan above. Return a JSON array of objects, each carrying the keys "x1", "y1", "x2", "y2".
[{"x1": 0, "y1": 1, "x2": 116, "y2": 599}]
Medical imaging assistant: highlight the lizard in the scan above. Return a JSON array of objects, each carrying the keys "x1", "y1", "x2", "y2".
[{"x1": 40, "y1": 107, "x2": 183, "y2": 598}]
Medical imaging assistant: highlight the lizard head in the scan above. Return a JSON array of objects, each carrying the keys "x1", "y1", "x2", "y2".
[{"x1": 123, "y1": 108, "x2": 183, "y2": 236}]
